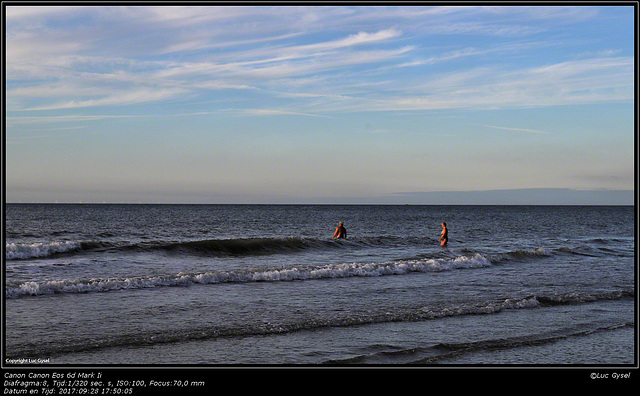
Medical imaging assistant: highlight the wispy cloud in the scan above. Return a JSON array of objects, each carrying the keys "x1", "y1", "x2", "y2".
[
  {"x1": 6, "y1": 114, "x2": 152, "y2": 125},
  {"x1": 21, "y1": 87, "x2": 188, "y2": 111},
  {"x1": 5, "y1": 5, "x2": 632, "y2": 116},
  {"x1": 478, "y1": 124, "x2": 549, "y2": 134},
  {"x1": 352, "y1": 55, "x2": 634, "y2": 112},
  {"x1": 292, "y1": 28, "x2": 401, "y2": 52},
  {"x1": 240, "y1": 109, "x2": 334, "y2": 118}
]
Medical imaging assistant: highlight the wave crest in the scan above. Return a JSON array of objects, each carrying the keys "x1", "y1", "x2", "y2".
[
  {"x1": 487, "y1": 248, "x2": 552, "y2": 263},
  {"x1": 162, "y1": 237, "x2": 339, "y2": 256},
  {"x1": 5, "y1": 242, "x2": 84, "y2": 260},
  {"x1": 5, "y1": 253, "x2": 493, "y2": 298},
  {"x1": 5, "y1": 237, "x2": 366, "y2": 260}
]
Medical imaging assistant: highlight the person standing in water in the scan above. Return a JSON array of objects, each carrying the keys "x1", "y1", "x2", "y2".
[
  {"x1": 439, "y1": 222, "x2": 448, "y2": 246},
  {"x1": 332, "y1": 221, "x2": 347, "y2": 239}
]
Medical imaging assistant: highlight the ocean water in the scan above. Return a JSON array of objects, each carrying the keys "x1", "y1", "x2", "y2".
[{"x1": 4, "y1": 204, "x2": 636, "y2": 366}]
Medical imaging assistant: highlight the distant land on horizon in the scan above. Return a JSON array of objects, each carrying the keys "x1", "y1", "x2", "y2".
[{"x1": 379, "y1": 188, "x2": 635, "y2": 206}]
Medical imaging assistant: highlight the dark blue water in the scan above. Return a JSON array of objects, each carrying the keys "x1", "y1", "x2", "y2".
[{"x1": 4, "y1": 204, "x2": 635, "y2": 365}]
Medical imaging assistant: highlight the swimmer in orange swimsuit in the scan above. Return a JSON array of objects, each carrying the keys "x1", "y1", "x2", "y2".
[{"x1": 439, "y1": 222, "x2": 448, "y2": 246}]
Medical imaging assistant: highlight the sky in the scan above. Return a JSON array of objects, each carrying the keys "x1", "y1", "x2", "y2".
[{"x1": 4, "y1": 4, "x2": 636, "y2": 204}]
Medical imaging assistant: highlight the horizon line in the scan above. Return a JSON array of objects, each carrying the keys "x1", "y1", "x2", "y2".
[{"x1": 4, "y1": 202, "x2": 634, "y2": 206}]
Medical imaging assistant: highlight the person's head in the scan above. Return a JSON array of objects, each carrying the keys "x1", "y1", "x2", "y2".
[
  {"x1": 339, "y1": 222, "x2": 344, "y2": 226},
  {"x1": 442, "y1": 222, "x2": 447, "y2": 227}
]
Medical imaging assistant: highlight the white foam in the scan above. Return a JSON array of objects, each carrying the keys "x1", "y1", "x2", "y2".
[
  {"x1": 5, "y1": 254, "x2": 495, "y2": 298},
  {"x1": 5, "y1": 241, "x2": 82, "y2": 260},
  {"x1": 419, "y1": 296, "x2": 541, "y2": 319}
]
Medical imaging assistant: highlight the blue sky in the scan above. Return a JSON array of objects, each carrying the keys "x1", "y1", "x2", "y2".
[{"x1": 5, "y1": 5, "x2": 635, "y2": 204}]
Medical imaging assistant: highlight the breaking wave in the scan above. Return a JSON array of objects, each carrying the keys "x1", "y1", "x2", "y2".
[
  {"x1": 487, "y1": 248, "x2": 552, "y2": 262},
  {"x1": 5, "y1": 253, "x2": 494, "y2": 298},
  {"x1": 5, "y1": 237, "x2": 384, "y2": 260},
  {"x1": 8, "y1": 291, "x2": 633, "y2": 358},
  {"x1": 7, "y1": 235, "x2": 612, "y2": 262},
  {"x1": 325, "y1": 319, "x2": 634, "y2": 364},
  {"x1": 160, "y1": 237, "x2": 343, "y2": 256},
  {"x1": 5, "y1": 241, "x2": 87, "y2": 260},
  {"x1": 7, "y1": 245, "x2": 588, "y2": 299}
]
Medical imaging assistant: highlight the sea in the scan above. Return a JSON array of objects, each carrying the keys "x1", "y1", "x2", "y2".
[{"x1": 4, "y1": 204, "x2": 636, "y2": 369}]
